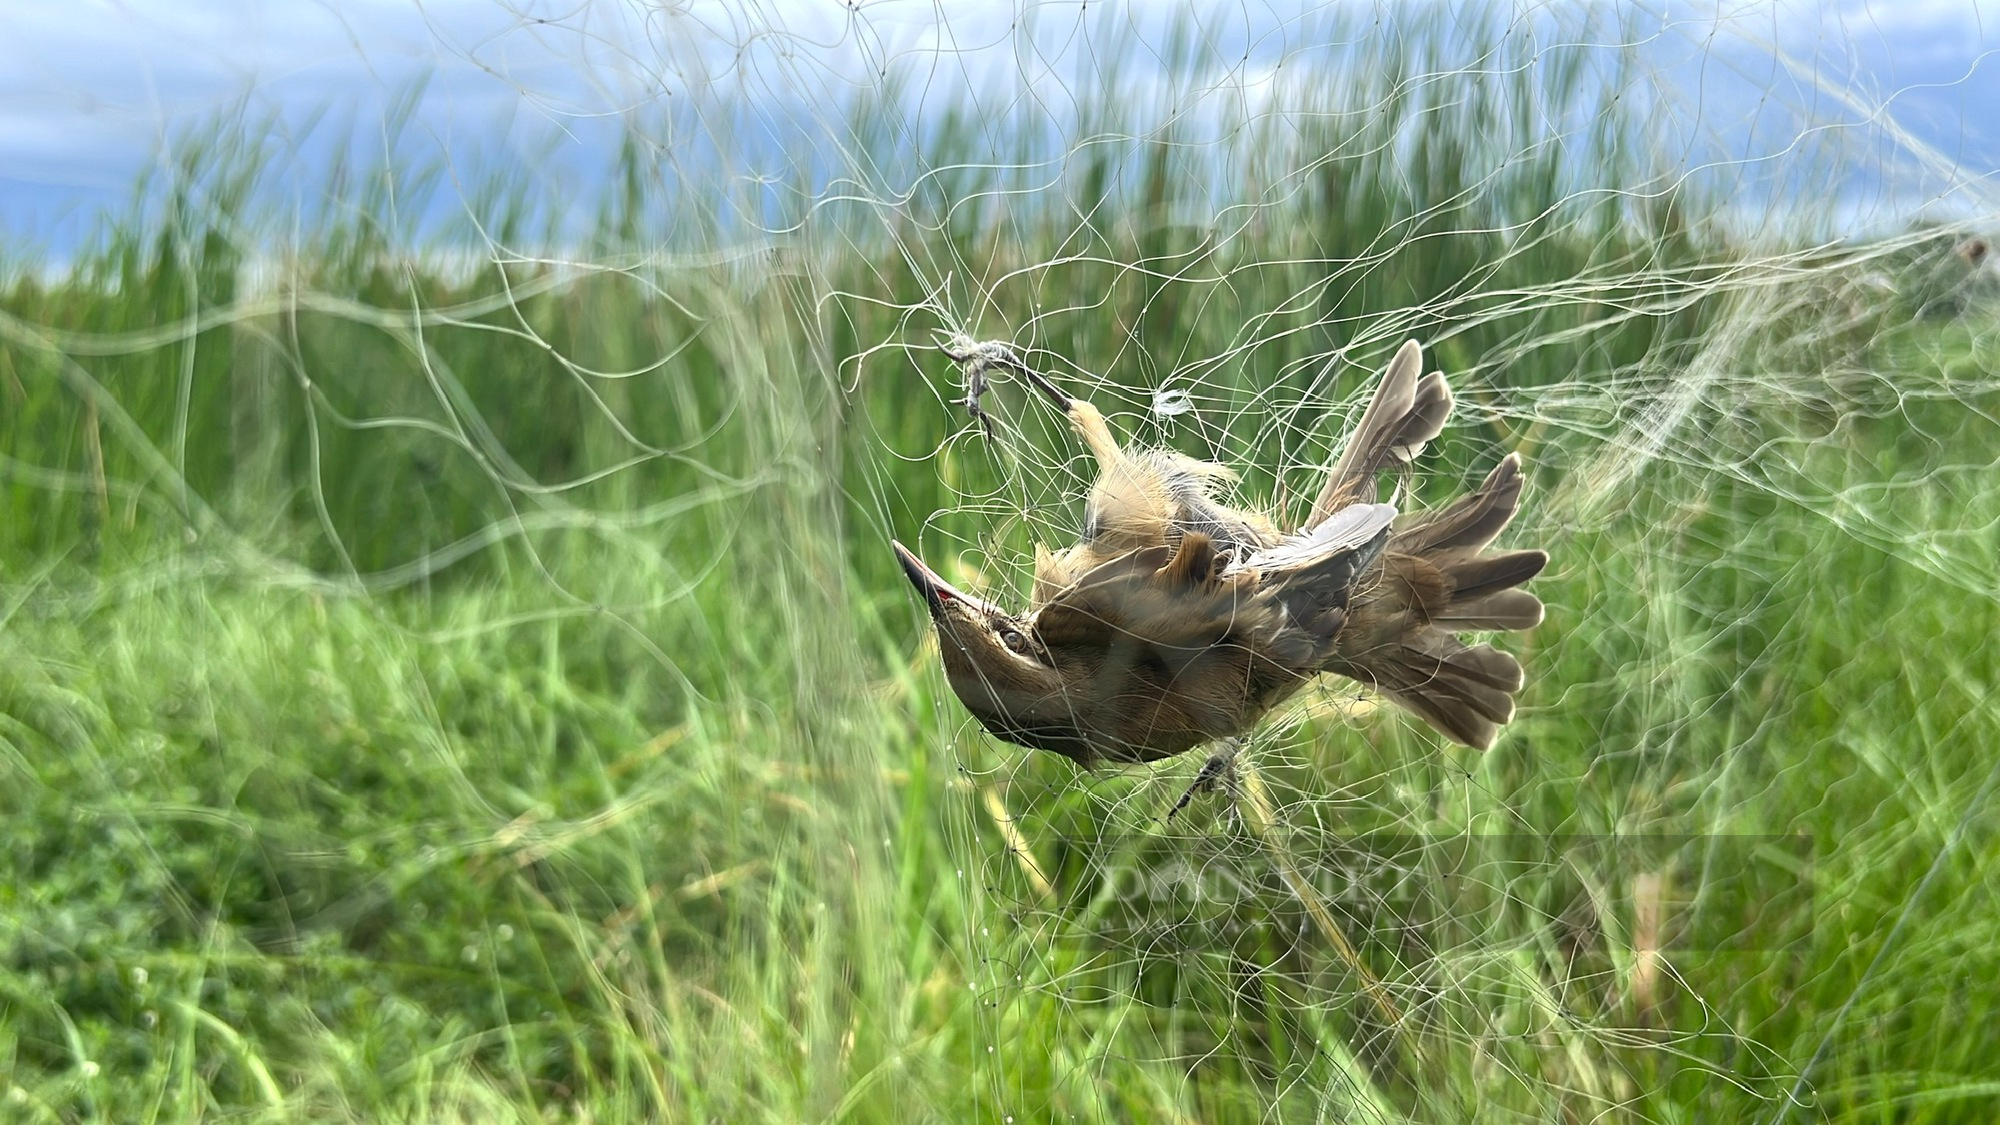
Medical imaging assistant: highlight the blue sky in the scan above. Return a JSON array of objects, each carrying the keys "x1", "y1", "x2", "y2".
[{"x1": 2, "y1": 0, "x2": 1996, "y2": 252}]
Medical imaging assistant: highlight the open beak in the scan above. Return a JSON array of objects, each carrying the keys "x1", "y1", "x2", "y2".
[{"x1": 892, "y1": 540, "x2": 1001, "y2": 617}]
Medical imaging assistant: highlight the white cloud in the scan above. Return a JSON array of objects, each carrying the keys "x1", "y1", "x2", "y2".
[{"x1": 1, "y1": 0, "x2": 1995, "y2": 247}]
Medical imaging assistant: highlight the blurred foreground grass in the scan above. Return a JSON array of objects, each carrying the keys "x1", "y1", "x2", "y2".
[{"x1": 4, "y1": 9, "x2": 2000, "y2": 1122}]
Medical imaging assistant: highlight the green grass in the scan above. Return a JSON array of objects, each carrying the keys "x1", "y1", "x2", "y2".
[{"x1": 5, "y1": 6, "x2": 2000, "y2": 1121}]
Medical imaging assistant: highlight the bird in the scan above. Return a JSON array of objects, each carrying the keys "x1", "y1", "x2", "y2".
[{"x1": 895, "y1": 338, "x2": 1546, "y2": 785}]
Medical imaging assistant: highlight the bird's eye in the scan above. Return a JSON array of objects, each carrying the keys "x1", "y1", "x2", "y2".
[{"x1": 998, "y1": 625, "x2": 1033, "y2": 655}]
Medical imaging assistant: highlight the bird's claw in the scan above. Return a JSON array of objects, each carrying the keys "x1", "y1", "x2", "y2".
[
  {"x1": 937, "y1": 334, "x2": 1074, "y2": 431},
  {"x1": 1167, "y1": 744, "x2": 1242, "y2": 822}
]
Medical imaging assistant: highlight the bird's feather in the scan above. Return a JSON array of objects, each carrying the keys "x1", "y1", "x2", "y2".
[
  {"x1": 1309, "y1": 340, "x2": 1455, "y2": 520},
  {"x1": 906, "y1": 336, "x2": 1546, "y2": 763},
  {"x1": 1227, "y1": 501, "x2": 1396, "y2": 576}
]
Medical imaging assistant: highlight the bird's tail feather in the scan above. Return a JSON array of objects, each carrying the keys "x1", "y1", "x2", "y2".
[
  {"x1": 1393, "y1": 451, "x2": 1528, "y2": 556},
  {"x1": 1368, "y1": 631, "x2": 1528, "y2": 749},
  {"x1": 1336, "y1": 453, "x2": 1547, "y2": 749}
]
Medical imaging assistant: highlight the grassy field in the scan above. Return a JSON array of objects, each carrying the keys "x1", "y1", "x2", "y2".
[{"x1": 5, "y1": 9, "x2": 2000, "y2": 1122}]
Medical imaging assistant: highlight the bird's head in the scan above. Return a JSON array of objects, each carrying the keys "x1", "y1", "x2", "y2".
[{"x1": 891, "y1": 540, "x2": 1097, "y2": 760}]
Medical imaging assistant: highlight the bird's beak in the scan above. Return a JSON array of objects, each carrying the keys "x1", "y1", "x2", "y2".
[{"x1": 892, "y1": 540, "x2": 1001, "y2": 617}]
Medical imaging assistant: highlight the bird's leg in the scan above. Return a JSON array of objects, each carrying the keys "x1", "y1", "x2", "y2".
[
  {"x1": 1051, "y1": 396, "x2": 1125, "y2": 475},
  {"x1": 1005, "y1": 355, "x2": 1123, "y2": 472},
  {"x1": 1167, "y1": 740, "x2": 1243, "y2": 822},
  {"x1": 939, "y1": 334, "x2": 1006, "y2": 437},
  {"x1": 961, "y1": 360, "x2": 996, "y2": 438}
]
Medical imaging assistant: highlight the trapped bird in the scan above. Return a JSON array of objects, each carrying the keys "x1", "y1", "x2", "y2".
[{"x1": 896, "y1": 339, "x2": 1546, "y2": 784}]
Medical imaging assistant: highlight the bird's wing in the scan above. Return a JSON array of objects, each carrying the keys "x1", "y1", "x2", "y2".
[
  {"x1": 1225, "y1": 502, "x2": 1396, "y2": 577},
  {"x1": 1032, "y1": 535, "x2": 1266, "y2": 653},
  {"x1": 1036, "y1": 498, "x2": 1394, "y2": 659},
  {"x1": 1218, "y1": 503, "x2": 1396, "y2": 669},
  {"x1": 1307, "y1": 340, "x2": 1454, "y2": 522}
]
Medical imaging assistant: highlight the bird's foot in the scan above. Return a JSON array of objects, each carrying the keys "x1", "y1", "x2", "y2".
[
  {"x1": 936, "y1": 333, "x2": 1073, "y2": 420},
  {"x1": 1167, "y1": 743, "x2": 1242, "y2": 822}
]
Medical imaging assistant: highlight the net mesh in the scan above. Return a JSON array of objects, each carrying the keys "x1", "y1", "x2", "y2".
[{"x1": 824, "y1": 6, "x2": 2000, "y2": 1118}]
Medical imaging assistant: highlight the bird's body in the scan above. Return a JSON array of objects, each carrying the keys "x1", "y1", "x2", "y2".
[{"x1": 895, "y1": 339, "x2": 1546, "y2": 768}]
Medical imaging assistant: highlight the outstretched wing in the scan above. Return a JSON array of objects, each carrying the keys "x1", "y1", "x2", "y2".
[{"x1": 1308, "y1": 340, "x2": 1454, "y2": 523}]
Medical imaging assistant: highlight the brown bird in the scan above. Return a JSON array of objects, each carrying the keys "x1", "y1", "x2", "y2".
[{"x1": 895, "y1": 339, "x2": 1546, "y2": 780}]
